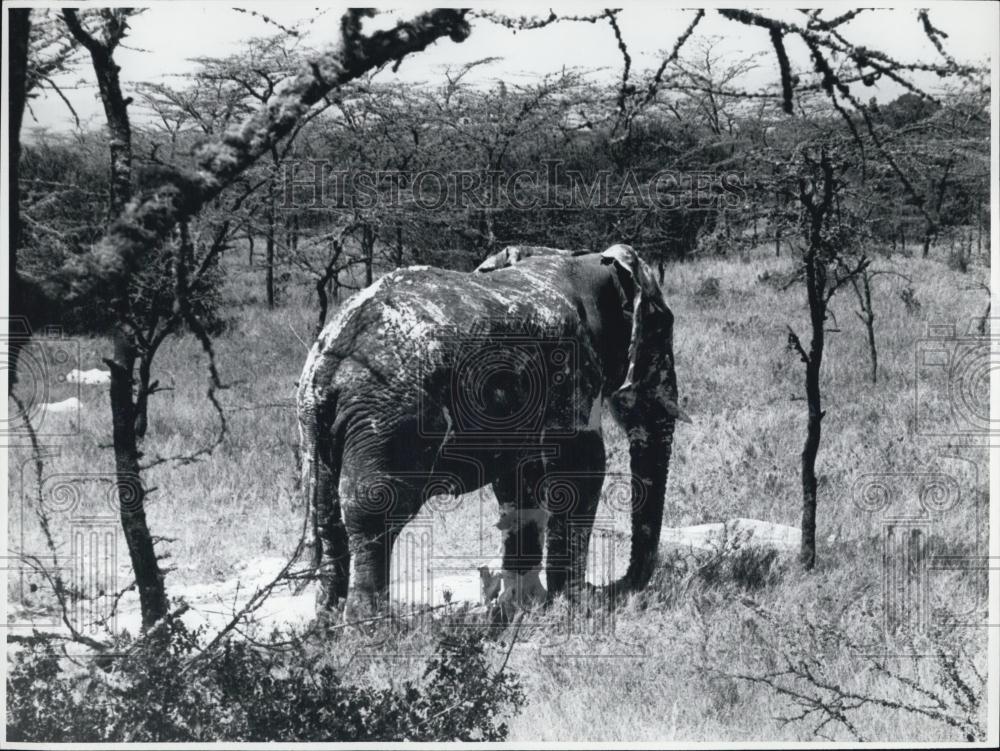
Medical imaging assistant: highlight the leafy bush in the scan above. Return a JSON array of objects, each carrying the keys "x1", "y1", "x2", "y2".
[
  {"x1": 7, "y1": 616, "x2": 524, "y2": 742},
  {"x1": 698, "y1": 600, "x2": 986, "y2": 742},
  {"x1": 899, "y1": 286, "x2": 922, "y2": 314},
  {"x1": 694, "y1": 276, "x2": 722, "y2": 299},
  {"x1": 946, "y1": 250, "x2": 969, "y2": 273}
]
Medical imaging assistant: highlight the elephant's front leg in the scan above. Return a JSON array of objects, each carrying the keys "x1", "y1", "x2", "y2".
[
  {"x1": 491, "y1": 458, "x2": 548, "y2": 619},
  {"x1": 543, "y1": 430, "x2": 605, "y2": 600}
]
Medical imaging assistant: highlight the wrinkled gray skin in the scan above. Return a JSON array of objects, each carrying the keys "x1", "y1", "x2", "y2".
[{"x1": 296, "y1": 244, "x2": 682, "y2": 620}]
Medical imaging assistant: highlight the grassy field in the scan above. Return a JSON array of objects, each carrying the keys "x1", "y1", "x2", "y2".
[{"x1": 7, "y1": 244, "x2": 990, "y2": 741}]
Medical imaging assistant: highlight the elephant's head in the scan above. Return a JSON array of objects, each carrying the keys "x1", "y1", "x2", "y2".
[{"x1": 601, "y1": 244, "x2": 689, "y2": 591}]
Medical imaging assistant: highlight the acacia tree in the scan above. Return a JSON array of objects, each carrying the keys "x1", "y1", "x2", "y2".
[
  {"x1": 189, "y1": 36, "x2": 311, "y2": 307},
  {"x1": 12, "y1": 6, "x2": 985, "y2": 626},
  {"x1": 703, "y1": 7, "x2": 981, "y2": 571},
  {"x1": 784, "y1": 145, "x2": 869, "y2": 570},
  {"x1": 8, "y1": 8, "x2": 90, "y2": 383},
  {"x1": 135, "y1": 42, "x2": 299, "y2": 308},
  {"x1": 61, "y1": 7, "x2": 172, "y2": 627},
  {"x1": 11, "y1": 7, "x2": 473, "y2": 630}
]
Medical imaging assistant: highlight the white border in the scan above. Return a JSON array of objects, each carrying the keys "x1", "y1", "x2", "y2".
[{"x1": 1, "y1": 1, "x2": 998, "y2": 748}]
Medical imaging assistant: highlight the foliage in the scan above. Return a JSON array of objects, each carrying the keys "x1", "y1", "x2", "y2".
[
  {"x1": 18, "y1": 132, "x2": 225, "y2": 335},
  {"x1": 6, "y1": 618, "x2": 524, "y2": 742},
  {"x1": 703, "y1": 601, "x2": 986, "y2": 742}
]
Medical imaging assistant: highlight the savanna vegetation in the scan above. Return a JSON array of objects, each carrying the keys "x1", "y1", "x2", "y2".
[{"x1": 6, "y1": 6, "x2": 992, "y2": 743}]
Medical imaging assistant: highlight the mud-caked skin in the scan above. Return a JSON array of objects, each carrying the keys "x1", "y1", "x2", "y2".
[{"x1": 296, "y1": 244, "x2": 685, "y2": 621}]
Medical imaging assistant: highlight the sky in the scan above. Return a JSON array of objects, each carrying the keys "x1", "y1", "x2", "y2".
[{"x1": 21, "y1": 2, "x2": 999, "y2": 136}]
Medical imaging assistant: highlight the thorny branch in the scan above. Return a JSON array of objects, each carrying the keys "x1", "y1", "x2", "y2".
[{"x1": 38, "y1": 8, "x2": 472, "y2": 311}]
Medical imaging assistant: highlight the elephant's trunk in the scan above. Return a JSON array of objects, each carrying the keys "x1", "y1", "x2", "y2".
[
  {"x1": 610, "y1": 359, "x2": 679, "y2": 591},
  {"x1": 623, "y1": 421, "x2": 674, "y2": 589}
]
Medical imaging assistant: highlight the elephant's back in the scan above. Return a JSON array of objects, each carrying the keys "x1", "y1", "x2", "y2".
[{"x1": 298, "y1": 260, "x2": 586, "y2": 410}]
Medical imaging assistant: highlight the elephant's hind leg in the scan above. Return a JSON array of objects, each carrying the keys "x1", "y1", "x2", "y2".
[
  {"x1": 340, "y1": 472, "x2": 419, "y2": 623},
  {"x1": 313, "y1": 453, "x2": 350, "y2": 611},
  {"x1": 543, "y1": 431, "x2": 605, "y2": 600}
]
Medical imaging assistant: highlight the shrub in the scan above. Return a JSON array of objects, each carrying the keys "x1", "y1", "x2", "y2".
[
  {"x1": 946, "y1": 250, "x2": 969, "y2": 273},
  {"x1": 695, "y1": 276, "x2": 722, "y2": 299},
  {"x1": 899, "y1": 286, "x2": 922, "y2": 314},
  {"x1": 7, "y1": 616, "x2": 524, "y2": 742},
  {"x1": 756, "y1": 268, "x2": 801, "y2": 290},
  {"x1": 699, "y1": 601, "x2": 986, "y2": 742}
]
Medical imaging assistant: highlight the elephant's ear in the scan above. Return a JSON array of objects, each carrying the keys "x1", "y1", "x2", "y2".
[
  {"x1": 601, "y1": 243, "x2": 670, "y2": 393},
  {"x1": 474, "y1": 246, "x2": 523, "y2": 273}
]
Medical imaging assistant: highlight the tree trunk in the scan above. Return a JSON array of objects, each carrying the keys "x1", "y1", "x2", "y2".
[
  {"x1": 71, "y1": 32, "x2": 133, "y2": 221},
  {"x1": 315, "y1": 276, "x2": 330, "y2": 339},
  {"x1": 266, "y1": 181, "x2": 276, "y2": 308},
  {"x1": 921, "y1": 224, "x2": 934, "y2": 258},
  {"x1": 977, "y1": 201, "x2": 983, "y2": 256},
  {"x1": 315, "y1": 250, "x2": 341, "y2": 338},
  {"x1": 798, "y1": 244, "x2": 826, "y2": 572},
  {"x1": 8, "y1": 9, "x2": 32, "y2": 388},
  {"x1": 247, "y1": 232, "x2": 255, "y2": 266},
  {"x1": 107, "y1": 332, "x2": 167, "y2": 628},
  {"x1": 8, "y1": 10, "x2": 29, "y2": 278},
  {"x1": 362, "y1": 225, "x2": 375, "y2": 286},
  {"x1": 854, "y1": 272, "x2": 878, "y2": 384},
  {"x1": 800, "y1": 351, "x2": 822, "y2": 571},
  {"x1": 287, "y1": 213, "x2": 300, "y2": 252},
  {"x1": 134, "y1": 350, "x2": 152, "y2": 438},
  {"x1": 793, "y1": 152, "x2": 839, "y2": 572},
  {"x1": 64, "y1": 9, "x2": 168, "y2": 627},
  {"x1": 395, "y1": 224, "x2": 404, "y2": 268},
  {"x1": 865, "y1": 320, "x2": 877, "y2": 383}
]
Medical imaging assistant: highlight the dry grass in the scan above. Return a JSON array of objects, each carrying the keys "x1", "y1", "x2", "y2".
[{"x1": 7, "y1": 244, "x2": 990, "y2": 741}]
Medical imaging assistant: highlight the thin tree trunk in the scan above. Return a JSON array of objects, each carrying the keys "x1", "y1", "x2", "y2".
[
  {"x1": 64, "y1": 9, "x2": 168, "y2": 627},
  {"x1": 793, "y1": 151, "x2": 838, "y2": 572},
  {"x1": 266, "y1": 181, "x2": 276, "y2": 308},
  {"x1": 363, "y1": 224, "x2": 374, "y2": 286},
  {"x1": 853, "y1": 272, "x2": 878, "y2": 384},
  {"x1": 286, "y1": 213, "x2": 300, "y2": 251},
  {"x1": 8, "y1": 9, "x2": 32, "y2": 388},
  {"x1": 863, "y1": 305, "x2": 877, "y2": 385},
  {"x1": 134, "y1": 350, "x2": 152, "y2": 438},
  {"x1": 314, "y1": 241, "x2": 343, "y2": 337},
  {"x1": 977, "y1": 201, "x2": 983, "y2": 256},
  {"x1": 106, "y1": 333, "x2": 167, "y2": 628},
  {"x1": 315, "y1": 277, "x2": 330, "y2": 339},
  {"x1": 9, "y1": 10, "x2": 29, "y2": 282},
  {"x1": 800, "y1": 350, "x2": 822, "y2": 571},
  {"x1": 798, "y1": 237, "x2": 826, "y2": 571}
]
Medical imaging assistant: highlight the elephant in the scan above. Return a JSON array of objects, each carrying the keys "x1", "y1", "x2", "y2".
[{"x1": 295, "y1": 243, "x2": 687, "y2": 620}]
